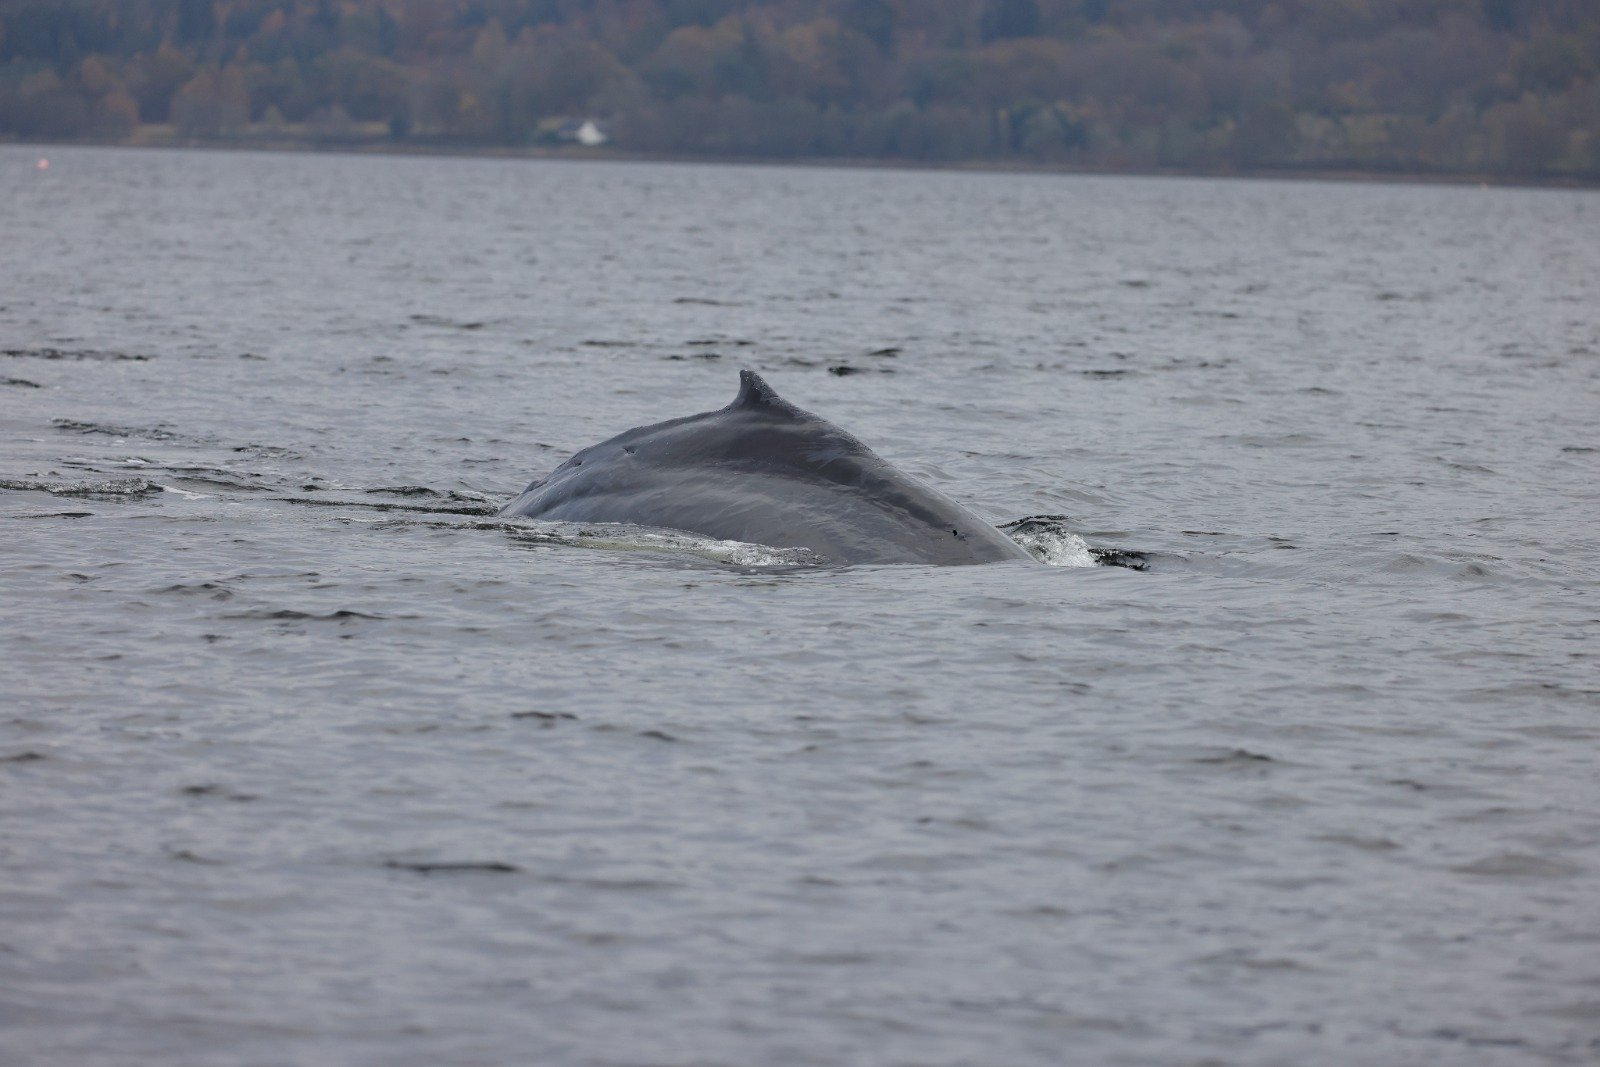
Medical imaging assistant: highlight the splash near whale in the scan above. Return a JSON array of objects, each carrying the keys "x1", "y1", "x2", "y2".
[{"x1": 501, "y1": 370, "x2": 1036, "y2": 566}]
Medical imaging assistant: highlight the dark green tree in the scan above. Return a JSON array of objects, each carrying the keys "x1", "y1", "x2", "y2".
[{"x1": 980, "y1": 0, "x2": 1041, "y2": 43}]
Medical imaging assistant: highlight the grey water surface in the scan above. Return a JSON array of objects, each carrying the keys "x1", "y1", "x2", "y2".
[{"x1": 2, "y1": 145, "x2": 1598, "y2": 1066}]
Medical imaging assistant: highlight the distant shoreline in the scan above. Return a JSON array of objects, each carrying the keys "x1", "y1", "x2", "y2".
[{"x1": 9, "y1": 133, "x2": 1598, "y2": 191}]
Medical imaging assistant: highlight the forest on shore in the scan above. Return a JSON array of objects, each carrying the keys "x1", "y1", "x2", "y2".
[{"x1": 1, "y1": 0, "x2": 1597, "y2": 178}]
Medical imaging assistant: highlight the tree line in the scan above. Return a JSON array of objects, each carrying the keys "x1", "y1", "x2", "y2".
[{"x1": 1, "y1": 0, "x2": 1596, "y2": 177}]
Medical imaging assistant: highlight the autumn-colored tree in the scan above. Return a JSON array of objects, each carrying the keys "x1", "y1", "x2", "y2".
[
  {"x1": 0, "y1": 70, "x2": 90, "y2": 136},
  {"x1": 131, "y1": 43, "x2": 195, "y2": 122},
  {"x1": 172, "y1": 66, "x2": 249, "y2": 135},
  {"x1": 1514, "y1": 34, "x2": 1592, "y2": 94},
  {"x1": 768, "y1": 19, "x2": 879, "y2": 107},
  {"x1": 0, "y1": 0, "x2": 1595, "y2": 177}
]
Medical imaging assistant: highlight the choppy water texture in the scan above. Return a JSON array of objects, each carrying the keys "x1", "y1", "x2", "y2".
[{"x1": 2, "y1": 145, "x2": 1598, "y2": 1066}]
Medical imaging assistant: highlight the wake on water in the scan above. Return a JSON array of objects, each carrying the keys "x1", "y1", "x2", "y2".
[
  {"x1": 1, "y1": 468, "x2": 1128, "y2": 571},
  {"x1": 500, "y1": 520, "x2": 830, "y2": 568},
  {"x1": 501, "y1": 515, "x2": 1119, "y2": 569}
]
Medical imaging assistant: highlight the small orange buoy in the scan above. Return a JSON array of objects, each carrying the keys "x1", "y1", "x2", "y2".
[{"x1": 36, "y1": 158, "x2": 49, "y2": 170}]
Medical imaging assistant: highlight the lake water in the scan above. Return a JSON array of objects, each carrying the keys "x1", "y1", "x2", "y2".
[{"x1": 2, "y1": 145, "x2": 1597, "y2": 1066}]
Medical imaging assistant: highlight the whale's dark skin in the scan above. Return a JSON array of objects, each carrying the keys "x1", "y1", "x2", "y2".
[{"x1": 501, "y1": 370, "x2": 1035, "y2": 566}]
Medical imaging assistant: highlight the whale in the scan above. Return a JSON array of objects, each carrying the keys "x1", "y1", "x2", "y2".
[{"x1": 500, "y1": 370, "x2": 1036, "y2": 566}]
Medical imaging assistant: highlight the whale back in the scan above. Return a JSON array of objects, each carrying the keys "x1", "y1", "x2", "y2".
[{"x1": 501, "y1": 370, "x2": 1033, "y2": 566}]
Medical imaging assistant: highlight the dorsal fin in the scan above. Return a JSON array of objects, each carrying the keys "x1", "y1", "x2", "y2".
[{"x1": 730, "y1": 369, "x2": 799, "y2": 416}]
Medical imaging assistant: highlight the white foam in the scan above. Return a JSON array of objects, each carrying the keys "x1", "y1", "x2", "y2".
[
  {"x1": 510, "y1": 518, "x2": 1104, "y2": 568},
  {"x1": 158, "y1": 484, "x2": 212, "y2": 500},
  {"x1": 507, "y1": 521, "x2": 826, "y2": 567},
  {"x1": 0, "y1": 476, "x2": 164, "y2": 498},
  {"x1": 702, "y1": 539, "x2": 826, "y2": 567},
  {"x1": 1005, "y1": 526, "x2": 1098, "y2": 568}
]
